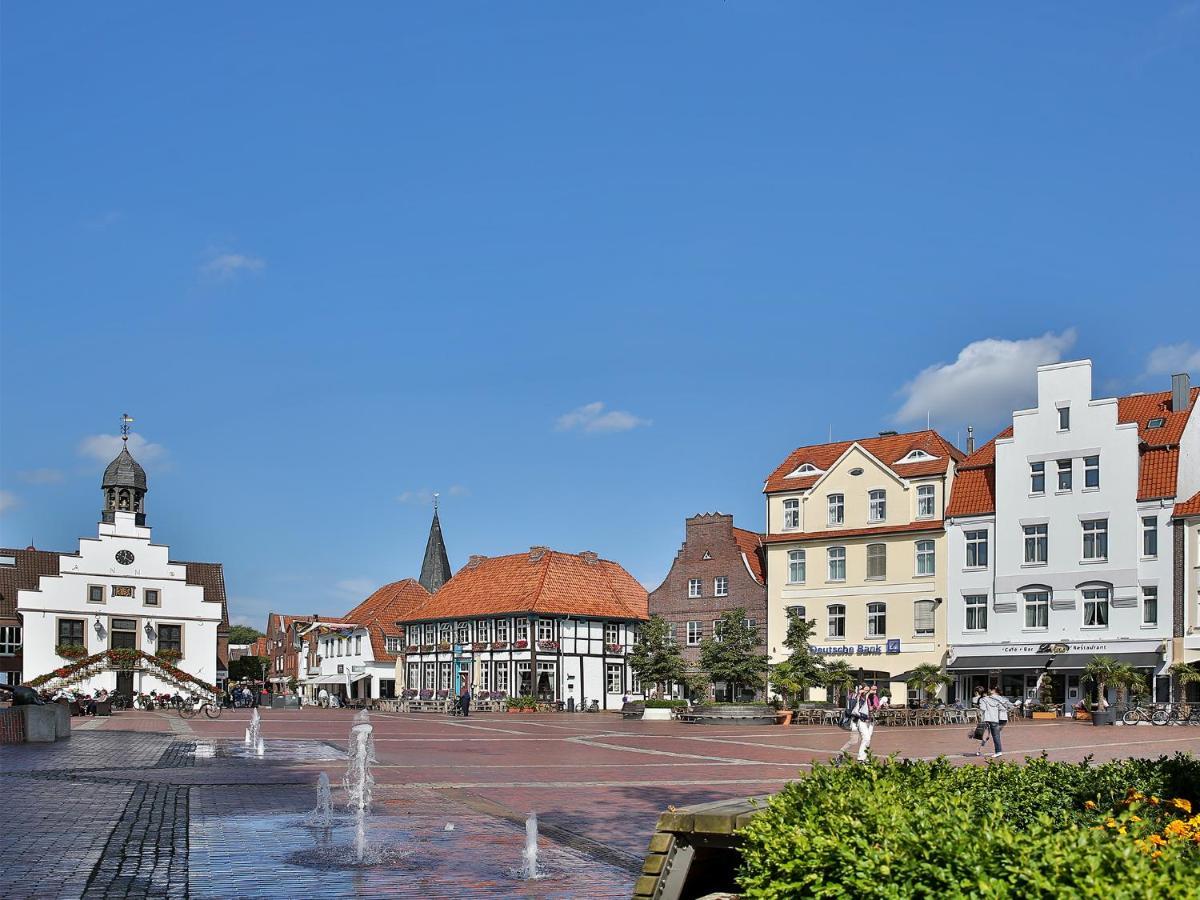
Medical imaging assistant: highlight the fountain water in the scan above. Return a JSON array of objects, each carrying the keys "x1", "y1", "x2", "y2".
[
  {"x1": 305, "y1": 772, "x2": 335, "y2": 828},
  {"x1": 245, "y1": 707, "x2": 263, "y2": 754},
  {"x1": 344, "y1": 722, "x2": 376, "y2": 864},
  {"x1": 522, "y1": 811, "x2": 540, "y2": 880}
]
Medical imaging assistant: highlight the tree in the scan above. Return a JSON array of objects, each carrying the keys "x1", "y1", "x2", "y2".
[
  {"x1": 820, "y1": 660, "x2": 856, "y2": 706},
  {"x1": 229, "y1": 625, "x2": 265, "y2": 644},
  {"x1": 699, "y1": 608, "x2": 770, "y2": 702},
  {"x1": 1080, "y1": 655, "x2": 1122, "y2": 710},
  {"x1": 1110, "y1": 663, "x2": 1147, "y2": 707},
  {"x1": 1169, "y1": 662, "x2": 1200, "y2": 703},
  {"x1": 228, "y1": 655, "x2": 269, "y2": 683},
  {"x1": 628, "y1": 616, "x2": 686, "y2": 697},
  {"x1": 770, "y1": 611, "x2": 824, "y2": 708},
  {"x1": 907, "y1": 662, "x2": 951, "y2": 705}
]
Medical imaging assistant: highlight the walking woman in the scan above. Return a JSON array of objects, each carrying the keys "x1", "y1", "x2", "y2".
[
  {"x1": 974, "y1": 687, "x2": 1013, "y2": 758},
  {"x1": 837, "y1": 684, "x2": 880, "y2": 762}
]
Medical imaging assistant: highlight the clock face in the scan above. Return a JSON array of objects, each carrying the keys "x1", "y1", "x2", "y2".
[{"x1": 115, "y1": 550, "x2": 135, "y2": 566}]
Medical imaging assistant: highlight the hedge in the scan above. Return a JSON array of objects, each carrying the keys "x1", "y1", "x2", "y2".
[{"x1": 737, "y1": 754, "x2": 1200, "y2": 899}]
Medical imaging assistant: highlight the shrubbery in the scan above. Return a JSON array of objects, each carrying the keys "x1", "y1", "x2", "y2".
[{"x1": 737, "y1": 754, "x2": 1200, "y2": 899}]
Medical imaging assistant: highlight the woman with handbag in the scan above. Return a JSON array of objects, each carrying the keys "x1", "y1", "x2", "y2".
[
  {"x1": 836, "y1": 684, "x2": 880, "y2": 763},
  {"x1": 973, "y1": 687, "x2": 1012, "y2": 758}
]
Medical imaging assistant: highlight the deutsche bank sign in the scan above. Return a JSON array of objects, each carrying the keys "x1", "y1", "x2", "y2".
[{"x1": 813, "y1": 641, "x2": 902, "y2": 656}]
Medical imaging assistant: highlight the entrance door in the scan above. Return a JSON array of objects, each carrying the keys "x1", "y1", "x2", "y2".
[{"x1": 116, "y1": 671, "x2": 133, "y2": 701}]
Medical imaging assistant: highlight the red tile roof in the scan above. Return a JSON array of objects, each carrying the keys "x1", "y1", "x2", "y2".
[
  {"x1": 944, "y1": 427, "x2": 1011, "y2": 519},
  {"x1": 764, "y1": 430, "x2": 963, "y2": 495},
  {"x1": 400, "y1": 549, "x2": 649, "y2": 623},
  {"x1": 731, "y1": 527, "x2": 765, "y2": 584},
  {"x1": 0, "y1": 547, "x2": 61, "y2": 618},
  {"x1": 343, "y1": 579, "x2": 431, "y2": 661},
  {"x1": 762, "y1": 520, "x2": 944, "y2": 544},
  {"x1": 1174, "y1": 490, "x2": 1200, "y2": 519}
]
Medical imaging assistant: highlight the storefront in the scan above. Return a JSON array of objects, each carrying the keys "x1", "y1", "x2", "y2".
[
  {"x1": 948, "y1": 640, "x2": 1167, "y2": 706},
  {"x1": 811, "y1": 639, "x2": 946, "y2": 705}
]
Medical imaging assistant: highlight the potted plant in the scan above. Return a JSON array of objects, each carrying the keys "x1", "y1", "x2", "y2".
[
  {"x1": 1080, "y1": 655, "x2": 1121, "y2": 726},
  {"x1": 155, "y1": 648, "x2": 183, "y2": 662},
  {"x1": 537, "y1": 640, "x2": 559, "y2": 652},
  {"x1": 490, "y1": 640, "x2": 508, "y2": 650},
  {"x1": 437, "y1": 641, "x2": 451, "y2": 652},
  {"x1": 55, "y1": 643, "x2": 88, "y2": 661},
  {"x1": 907, "y1": 662, "x2": 952, "y2": 706},
  {"x1": 514, "y1": 639, "x2": 529, "y2": 650}
]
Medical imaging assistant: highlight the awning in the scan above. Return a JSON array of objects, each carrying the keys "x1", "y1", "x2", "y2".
[
  {"x1": 309, "y1": 675, "x2": 345, "y2": 685},
  {"x1": 947, "y1": 654, "x2": 1053, "y2": 671},
  {"x1": 347, "y1": 672, "x2": 370, "y2": 683},
  {"x1": 1051, "y1": 652, "x2": 1162, "y2": 670}
]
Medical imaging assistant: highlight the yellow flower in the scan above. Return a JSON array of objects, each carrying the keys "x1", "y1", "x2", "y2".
[
  {"x1": 1150, "y1": 796, "x2": 1161, "y2": 805},
  {"x1": 1084, "y1": 800, "x2": 1098, "y2": 810},
  {"x1": 1118, "y1": 827, "x2": 1127, "y2": 835},
  {"x1": 1170, "y1": 798, "x2": 1192, "y2": 814},
  {"x1": 1164, "y1": 820, "x2": 1188, "y2": 838},
  {"x1": 1151, "y1": 850, "x2": 1163, "y2": 860},
  {"x1": 1130, "y1": 815, "x2": 1142, "y2": 822},
  {"x1": 1149, "y1": 834, "x2": 1167, "y2": 846},
  {"x1": 1106, "y1": 818, "x2": 1118, "y2": 828}
]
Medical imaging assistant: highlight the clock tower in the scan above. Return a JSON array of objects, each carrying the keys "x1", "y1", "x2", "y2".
[{"x1": 102, "y1": 444, "x2": 148, "y2": 527}]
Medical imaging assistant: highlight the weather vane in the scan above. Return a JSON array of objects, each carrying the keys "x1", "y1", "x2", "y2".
[
  {"x1": 433, "y1": 491, "x2": 440, "y2": 512},
  {"x1": 121, "y1": 413, "x2": 134, "y2": 444}
]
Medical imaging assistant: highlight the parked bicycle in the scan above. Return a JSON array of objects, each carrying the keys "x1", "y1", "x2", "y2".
[
  {"x1": 1158, "y1": 703, "x2": 1200, "y2": 725},
  {"x1": 111, "y1": 693, "x2": 131, "y2": 711},
  {"x1": 1121, "y1": 704, "x2": 1164, "y2": 725},
  {"x1": 178, "y1": 697, "x2": 222, "y2": 719}
]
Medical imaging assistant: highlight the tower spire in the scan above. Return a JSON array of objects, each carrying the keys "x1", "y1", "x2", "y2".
[{"x1": 418, "y1": 498, "x2": 453, "y2": 594}]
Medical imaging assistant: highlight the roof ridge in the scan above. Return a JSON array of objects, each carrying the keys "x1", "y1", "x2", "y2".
[{"x1": 530, "y1": 549, "x2": 555, "y2": 614}]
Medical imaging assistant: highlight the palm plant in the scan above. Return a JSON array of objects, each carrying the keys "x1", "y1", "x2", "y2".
[
  {"x1": 820, "y1": 660, "x2": 855, "y2": 706},
  {"x1": 1169, "y1": 662, "x2": 1200, "y2": 703},
  {"x1": 907, "y1": 662, "x2": 951, "y2": 705},
  {"x1": 1080, "y1": 655, "x2": 1121, "y2": 710},
  {"x1": 1109, "y1": 663, "x2": 1148, "y2": 708}
]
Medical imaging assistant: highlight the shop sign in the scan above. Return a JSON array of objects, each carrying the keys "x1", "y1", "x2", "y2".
[
  {"x1": 813, "y1": 644, "x2": 886, "y2": 656},
  {"x1": 886, "y1": 639, "x2": 901, "y2": 654}
]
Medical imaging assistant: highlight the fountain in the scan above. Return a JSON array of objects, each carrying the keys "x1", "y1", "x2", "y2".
[
  {"x1": 521, "y1": 811, "x2": 541, "y2": 880},
  {"x1": 245, "y1": 708, "x2": 264, "y2": 755},
  {"x1": 304, "y1": 772, "x2": 335, "y2": 828},
  {"x1": 345, "y1": 721, "x2": 376, "y2": 864}
]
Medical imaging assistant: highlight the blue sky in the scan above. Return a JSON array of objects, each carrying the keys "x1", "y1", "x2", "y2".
[{"x1": 2, "y1": 4, "x2": 1198, "y2": 628}]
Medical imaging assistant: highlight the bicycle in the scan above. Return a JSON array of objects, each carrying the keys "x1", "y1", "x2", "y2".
[
  {"x1": 111, "y1": 693, "x2": 131, "y2": 711},
  {"x1": 179, "y1": 697, "x2": 222, "y2": 719},
  {"x1": 1160, "y1": 703, "x2": 1200, "y2": 725},
  {"x1": 1121, "y1": 704, "x2": 1161, "y2": 725}
]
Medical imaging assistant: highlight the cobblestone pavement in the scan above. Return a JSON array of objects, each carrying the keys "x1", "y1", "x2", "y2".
[{"x1": 2, "y1": 710, "x2": 1197, "y2": 898}]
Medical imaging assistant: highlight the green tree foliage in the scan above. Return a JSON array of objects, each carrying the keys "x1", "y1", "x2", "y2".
[
  {"x1": 770, "y1": 611, "x2": 824, "y2": 707},
  {"x1": 1169, "y1": 661, "x2": 1200, "y2": 702},
  {"x1": 228, "y1": 624, "x2": 265, "y2": 644},
  {"x1": 228, "y1": 655, "x2": 269, "y2": 683},
  {"x1": 907, "y1": 661, "x2": 951, "y2": 704},
  {"x1": 627, "y1": 615, "x2": 686, "y2": 696},
  {"x1": 698, "y1": 608, "x2": 768, "y2": 700},
  {"x1": 1081, "y1": 655, "x2": 1123, "y2": 709},
  {"x1": 819, "y1": 660, "x2": 856, "y2": 706}
]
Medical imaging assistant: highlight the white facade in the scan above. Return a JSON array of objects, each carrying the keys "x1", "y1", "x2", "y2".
[
  {"x1": 947, "y1": 361, "x2": 1193, "y2": 704},
  {"x1": 16, "y1": 510, "x2": 223, "y2": 697},
  {"x1": 305, "y1": 624, "x2": 397, "y2": 700}
]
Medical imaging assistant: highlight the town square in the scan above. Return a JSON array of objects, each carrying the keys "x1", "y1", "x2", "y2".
[{"x1": 3, "y1": 4, "x2": 1200, "y2": 899}]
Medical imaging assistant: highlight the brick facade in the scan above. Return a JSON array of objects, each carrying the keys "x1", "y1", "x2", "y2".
[{"x1": 648, "y1": 514, "x2": 767, "y2": 700}]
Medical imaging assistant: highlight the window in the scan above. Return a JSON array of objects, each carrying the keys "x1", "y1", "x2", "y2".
[
  {"x1": 917, "y1": 485, "x2": 935, "y2": 518},
  {"x1": 1030, "y1": 462, "x2": 1045, "y2": 494},
  {"x1": 868, "y1": 490, "x2": 886, "y2": 522},
  {"x1": 1024, "y1": 591, "x2": 1049, "y2": 630},
  {"x1": 385, "y1": 636, "x2": 401, "y2": 654},
  {"x1": 915, "y1": 540, "x2": 935, "y2": 576},
  {"x1": 494, "y1": 663, "x2": 510, "y2": 693},
  {"x1": 158, "y1": 624, "x2": 182, "y2": 653},
  {"x1": 714, "y1": 576, "x2": 729, "y2": 597},
  {"x1": 965, "y1": 530, "x2": 988, "y2": 568},
  {"x1": 866, "y1": 543, "x2": 886, "y2": 579},
  {"x1": 1082, "y1": 587, "x2": 1110, "y2": 628},
  {"x1": 783, "y1": 498, "x2": 800, "y2": 529},
  {"x1": 1024, "y1": 524, "x2": 1048, "y2": 564},
  {"x1": 1142, "y1": 516, "x2": 1158, "y2": 558},
  {"x1": 439, "y1": 622, "x2": 452, "y2": 642},
  {"x1": 1057, "y1": 459, "x2": 1072, "y2": 491},
  {"x1": 1142, "y1": 586, "x2": 1158, "y2": 627},
  {"x1": 866, "y1": 602, "x2": 886, "y2": 637},
  {"x1": 605, "y1": 622, "x2": 620, "y2": 645},
  {"x1": 457, "y1": 622, "x2": 470, "y2": 643},
  {"x1": 787, "y1": 549, "x2": 806, "y2": 583},
  {"x1": 964, "y1": 595, "x2": 987, "y2": 632},
  {"x1": 58, "y1": 618, "x2": 85, "y2": 647},
  {"x1": 913, "y1": 599, "x2": 936, "y2": 635},
  {"x1": 712, "y1": 619, "x2": 723, "y2": 642},
  {"x1": 495, "y1": 619, "x2": 509, "y2": 641},
  {"x1": 515, "y1": 619, "x2": 530, "y2": 642},
  {"x1": 744, "y1": 617, "x2": 758, "y2": 632},
  {"x1": 606, "y1": 663, "x2": 622, "y2": 694},
  {"x1": 688, "y1": 578, "x2": 702, "y2": 598},
  {"x1": 537, "y1": 619, "x2": 555, "y2": 641},
  {"x1": 827, "y1": 604, "x2": 846, "y2": 638},
  {"x1": 439, "y1": 662, "x2": 452, "y2": 691},
  {"x1": 827, "y1": 546, "x2": 846, "y2": 581},
  {"x1": 1148, "y1": 417, "x2": 1166, "y2": 429},
  {"x1": 1058, "y1": 406, "x2": 1070, "y2": 430},
  {"x1": 355, "y1": 635, "x2": 363, "y2": 655},
  {"x1": 828, "y1": 494, "x2": 844, "y2": 525},
  {"x1": 686, "y1": 621, "x2": 702, "y2": 646},
  {"x1": 667, "y1": 623, "x2": 678, "y2": 644},
  {"x1": 1082, "y1": 519, "x2": 1108, "y2": 560},
  {"x1": 424, "y1": 624, "x2": 436, "y2": 644},
  {"x1": 477, "y1": 620, "x2": 492, "y2": 642},
  {"x1": 88, "y1": 585, "x2": 105, "y2": 604},
  {"x1": 0, "y1": 625, "x2": 22, "y2": 655},
  {"x1": 1083, "y1": 456, "x2": 1099, "y2": 489},
  {"x1": 786, "y1": 606, "x2": 807, "y2": 623},
  {"x1": 110, "y1": 618, "x2": 137, "y2": 650},
  {"x1": 142, "y1": 588, "x2": 160, "y2": 607}
]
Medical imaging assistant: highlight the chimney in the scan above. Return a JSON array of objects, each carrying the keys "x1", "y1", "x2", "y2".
[
  {"x1": 578, "y1": 550, "x2": 599, "y2": 565},
  {"x1": 966, "y1": 426, "x2": 975, "y2": 455},
  {"x1": 1172, "y1": 373, "x2": 1191, "y2": 413},
  {"x1": 467, "y1": 554, "x2": 488, "y2": 568},
  {"x1": 528, "y1": 546, "x2": 549, "y2": 562},
  {"x1": 878, "y1": 430, "x2": 898, "y2": 437}
]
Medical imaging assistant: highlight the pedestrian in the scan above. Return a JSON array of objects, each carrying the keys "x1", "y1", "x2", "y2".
[
  {"x1": 837, "y1": 684, "x2": 880, "y2": 763},
  {"x1": 974, "y1": 686, "x2": 1012, "y2": 758},
  {"x1": 318, "y1": 686, "x2": 329, "y2": 709},
  {"x1": 458, "y1": 681, "x2": 471, "y2": 718}
]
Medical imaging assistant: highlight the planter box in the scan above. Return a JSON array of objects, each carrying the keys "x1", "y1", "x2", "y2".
[
  {"x1": 1091, "y1": 710, "x2": 1116, "y2": 726},
  {"x1": 1031, "y1": 711, "x2": 1058, "y2": 720},
  {"x1": 642, "y1": 708, "x2": 673, "y2": 721},
  {"x1": 1074, "y1": 710, "x2": 1092, "y2": 721}
]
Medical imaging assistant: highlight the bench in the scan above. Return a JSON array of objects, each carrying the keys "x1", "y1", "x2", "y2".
[{"x1": 677, "y1": 704, "x2": 778, "y2": 726}]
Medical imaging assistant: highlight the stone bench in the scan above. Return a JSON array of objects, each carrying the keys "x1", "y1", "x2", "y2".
[{"x1": 676, "y1": 703, "x2": 778, "y2": 726}]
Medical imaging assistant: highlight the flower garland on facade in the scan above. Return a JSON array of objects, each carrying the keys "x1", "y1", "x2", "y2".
[{"x1": 26, "y1": 648, "x2": 217, "y2": 696}]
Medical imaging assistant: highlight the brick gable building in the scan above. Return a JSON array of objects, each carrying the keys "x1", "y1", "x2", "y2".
[{"x1": 648, "y1": 513, "x2": 767, "y2": 701}]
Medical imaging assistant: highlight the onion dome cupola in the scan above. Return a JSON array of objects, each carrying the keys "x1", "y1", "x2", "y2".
[{"x1": 102, "y1": 414, "x2": 148, "y2": 525}]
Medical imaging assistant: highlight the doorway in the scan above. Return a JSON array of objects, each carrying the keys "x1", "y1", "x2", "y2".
[{"x1": 116, "y1": 671, "x2": 133, "y2": 700}]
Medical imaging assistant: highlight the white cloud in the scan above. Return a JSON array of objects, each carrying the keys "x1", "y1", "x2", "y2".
[
  {"x1": 397, "y1": 484, "x2": 469, "y2": 505},
  {"x1": 1143, "y1": 342, "x2": 1200, "y2": 378},
  {"x1": 555, "y1": 401, "x2": 652, "y2": 434},
  {"x1": 78, "y1": 432, "x2": 168, "y2": 466},
  {"x1": 18, "y1": 468, "x2": 65, "y2": 485},
  {"x1": 201, "y1": 252, "x2": 266, "y2": 280},
  {"x1": 0, "y1": 490, "x2": 18, "y2": 513},
  {"x1": 893, "y1": 330, "x2": 1077, "y2": 429}
]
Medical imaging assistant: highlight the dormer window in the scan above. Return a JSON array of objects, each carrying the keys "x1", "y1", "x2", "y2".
[
  {"x1": 1148, "y1": 418, "x2": 1166, "y2": 429},
  {"x1": 897, "y1": 449, "x2": 937, "y2": 463},
  {"x1": 787, "y1": 463, "x2": 823, "y2": 477}
]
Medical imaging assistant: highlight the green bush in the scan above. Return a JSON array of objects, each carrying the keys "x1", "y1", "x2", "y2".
[
  {"x1": 643, "y1": 699, "x2": 687, "y2": 708},
  {"x1": 737, "y1": 754, "x2": 1200, "y2": 899}
]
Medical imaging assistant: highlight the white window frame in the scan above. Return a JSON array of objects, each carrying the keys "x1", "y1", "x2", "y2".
[
  {"x1": 1082, "y1": 587, "x2": 1110, "y2": 628},
  {"x1": 868, "y1": 490, "x2": 886, "y2": 523},
  {"x1": 1030, "y1": 462, "x2": 1045, "y2": 494},
  {"x1": 915, "y1": 540, "x2": 935, "y2": 576},
  {"x1": 385, "y1": 636, "x2": 401, "y2": 654},
  {"x1": 0, "y1": 625, "x2": 22, "y2": 655},
  {"x1": 827, "y1": 494, "x2": 844, "y2": 525},
  {"x1": 1142, "y1": 516, "x2": 1158, "y2": 559},
  {"x1": 1082, "y1": 519, "x2": 1108, "y2": 561},
  {"x1": 916, "y1": 485, "x2": 935, "y2": 518},
  {"x1": 866, "y1": 602, "x2": 886, "y2": 637},
  {"x1": 787, "y1": 549, "x2": 806, "y2": 584},
  {"x1": 1057, "y1": 459, "x2": 1072, "y2": 491},
  {"x1": 688, "y1": 578, "x2": 702, "y2": 599},
  {"x1": 686, "y1": 621, "x2": 702, "y2": 646},
  {"x1": 964, "y1": 530, "x2": 988, "y2": 569},
  {"x1": 605, "y1": 662, "x2": 622, "y2": 695},
  {"x1": 714, "y1": 576, "x2": 729, "y2": 597},
  {"x1": 964, "y1": 595, "x2": 987, "y2": 632},
  {"x1": 827, "y1": 546, "x2": 846, "y2": 582},
  {"x1": 1023, "y1": 524, "x2": 1048, "y2": 565},
  {"x1": 866, "y1": 543, "x2": 886, "y2": 580},
  {"x1": 1058, "y1": 405, "x2": 1070, "y2": 430},
  {"x1": 1142, "y1": 586, "x2": 1158, "y2": 627},
  {"x1": 783, "y1": 498, "x2": 800, "y2": 530},
  {"x1": 1083, "y1": 455, "x2": 1099, "y2": 489},
  {"x1": 536, "y1": 619, "x2": 555, "y2": 641},
  {"x1": 1023, "y1": 591, "x2": 1050, "y2": 630},
  {"x1": 827, "y1": 604, "x2": 846, "y2": 639}
]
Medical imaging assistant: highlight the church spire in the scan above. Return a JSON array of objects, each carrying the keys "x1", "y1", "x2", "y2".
[{"x1": 418, "y1": 496, "x2": 453, "y2": 593}]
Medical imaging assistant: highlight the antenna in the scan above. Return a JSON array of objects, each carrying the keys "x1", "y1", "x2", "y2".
[
  {"x1": 828, "y1": 423, "x2": 832, "y2": 442},
  {"x1": 926, "y1": 410, "x2": 930, "y2": 430},
  {"x1": 120, "y1": 413, "x2": 134, "y2": 444}
]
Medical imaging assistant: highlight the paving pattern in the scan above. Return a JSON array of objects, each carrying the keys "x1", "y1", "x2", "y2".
[{"x1": 1, "y1": 708, "x2": 1197, "y2": 898}]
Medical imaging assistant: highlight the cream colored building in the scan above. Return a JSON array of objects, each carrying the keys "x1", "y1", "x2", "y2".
[
  {"x1": 763, "y1": 430, "x2": 963, "y2": 704},
  {"x1": 1177, "y1": 491, "x2": 1200, "y2": 683}
]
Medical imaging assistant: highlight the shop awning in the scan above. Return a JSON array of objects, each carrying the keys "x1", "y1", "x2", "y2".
[
  {"x1": 947, "y1": 654, "x2": 1052, "y2": 672},
  {"x1": 309, "y1": 675, "x2": 345, "y2": 685},
  {"x1": 1051, "y1": 652, "x2": 1162, "y2": 670},
  {"x1": 347, "y1": 672, "x2": 370, "y2": 683}
]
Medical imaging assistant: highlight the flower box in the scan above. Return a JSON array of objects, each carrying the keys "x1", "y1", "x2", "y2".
[
  {"x1": 1032, "y1": 711, "x2": 1058, "y2": 720},
  {"x1": 154, "y1": 648, "x2": 183, "y2": 662},
  {"x1": 406, "y1": 645, "x2": 422, "y2": 653},
  {"x1": 437, "y1": 642, "x2": 452, "y2": 651},
  {"x1": 537, "y1": 640, "x2": 559, "y2": 652},
  {"x1": 55, "y1": 644, "x2": 88, "y2": 660},
  {"x1": 514, "y1": 639, "x2": 529, "y2": 650},
  {"x1": 471, "y1": 642, "x2": 488, "y2": 651},
  {"x1": 421, "y1": 644, "x2": 435, "y2": 653},
  {"x1": 606, "y1": 643, "x2": 623, "y2": 654}
]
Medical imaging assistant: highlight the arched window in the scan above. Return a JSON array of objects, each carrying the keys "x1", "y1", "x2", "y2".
[
  {"x1": 867, "y1": 602, "x2": 886, "y2": 637},
  {"x1": 868, "y1": 490, "x2": 886, "y2": 522},
  {"x1": 118, "y1": 489, "x2": 131, "y2": 511},
  {"x1": 1022, "y1": 587, "x2": 1051, "y2": 630},
  {"x1": 866, "y1": 543, "x2": 886, "y2": 579},
  {"x1": 1079, "y1": 582, "x2": 1111, "y2": 628}
]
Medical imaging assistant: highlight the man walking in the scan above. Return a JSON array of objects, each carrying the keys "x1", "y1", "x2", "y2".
[{"x1": 458, "y1": 679, "x2": 471, "y2": 718}]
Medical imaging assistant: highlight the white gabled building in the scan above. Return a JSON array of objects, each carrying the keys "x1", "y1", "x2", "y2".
[
  {"x1": 946, "y1": 362, "x2": 1199, "y2": 705},
  {"x1": 12, "y1": 440, "x2": 229, "y2": 698}
]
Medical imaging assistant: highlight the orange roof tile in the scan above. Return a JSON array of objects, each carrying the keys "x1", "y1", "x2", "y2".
[
  {"x1": 1118, "y1": 387, "x2": 1199, "y2": 500},
  {"x1": 944, "y1": 468, "x2": 995, "y2": 519},
  {"x1": 343, "y1": 579, "x2": 431, "y2": 660},
  {"x1": 1174, "y1": 490, "x2": 1200, "y2": 519},
  {"x1": 762, "y1": 520, "x2": 944, "y2": 544},
  {"x1": 764, "y1": 430, "x2": 963, "y2": 495},
  {"x1": 731, "y1": 527, "x2": 765, "y2": 584},
  {"x1": 400, "y1": 549, "x2": 649, "y2": 623}
]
